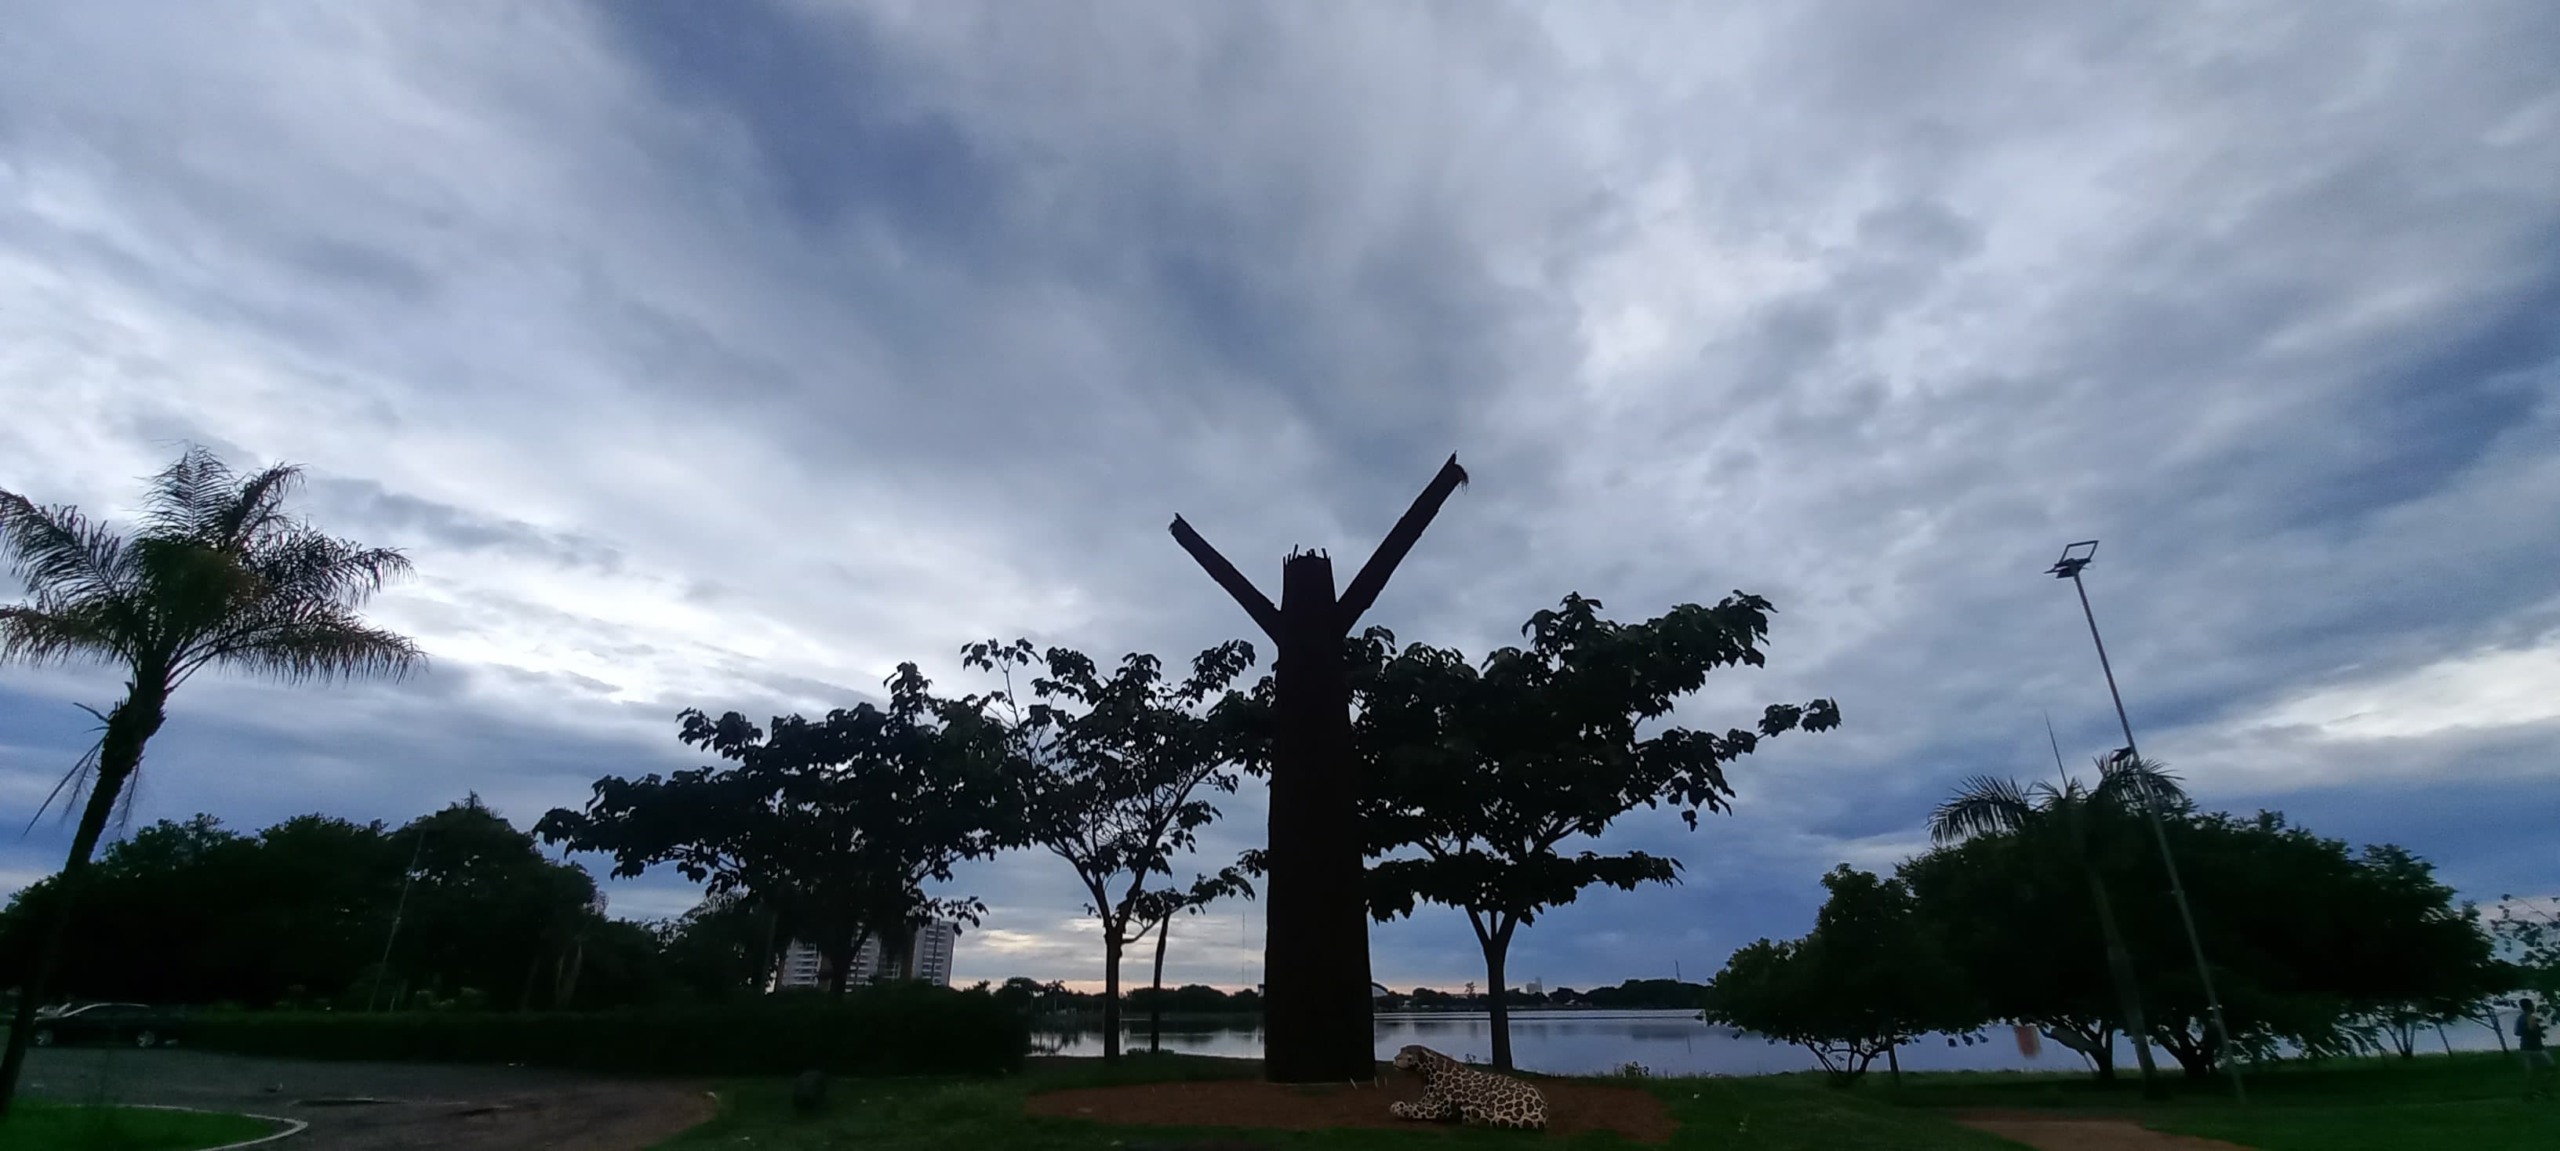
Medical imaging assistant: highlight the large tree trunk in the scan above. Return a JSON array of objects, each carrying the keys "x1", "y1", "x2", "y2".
[
  {"x1": 1481, "y1": 925, "x2": 1515, "y2": 1072},
  {"x1": 2083, "y1": 867, "x2": 2167, "y2": 1099},
  {"x1": 1149, "y1": 915, "x2": 1171, "y2": 1055},
  {"x1": 1260, "y1": 552, "x2": 1376, "y2": 1083},
  {"x1": 0, "y1": 681, "x2": 166, "y2": 1117},
  {"x1": 1102, "y1": 930, "x2": 1125, "y2": 1062},
  {"x1": 2478, "y1": 1007, "x2": 2510, "y2": 1053},
  {"x1": 753, "y1": 902, "x2": 779, "y2": 995},
  {"x1": 1169, "y1": 457, "x2": 1460, "y2": 1086},
  {"x1": 824, "y1": 927, "x2": 868, "y2": 998},
  {"x1": 2153, "y1": 1023, "x2": 2218, "y2": 1080}
]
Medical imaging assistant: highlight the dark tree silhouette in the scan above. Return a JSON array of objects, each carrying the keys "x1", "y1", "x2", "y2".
[
  {"x1": 959, "y1": 639, "x2": 1257, "y2": 1061},
  {"x1": 1351, "y1": 592, "x2": 1840, "y2": 1071},
  {"x1": 538, "y1": 665, "x2": 1017, "y2": 996},
  {"x1": 1168, "y1": 454, "x2": 1467, "y2": 1082},
  {"x1": 0, "y1": 446, "x2": 422, "y2": 1115},
  {"x1": 1702, "y1": 865, "x2": 1975, "y2": 1086},
  {"x1": 1130, "y1": 875, "x2": 1253, "y2": 1055},
  {"x1": 1928, "y1": 751, "x2": 2186, "y2": 1096}
]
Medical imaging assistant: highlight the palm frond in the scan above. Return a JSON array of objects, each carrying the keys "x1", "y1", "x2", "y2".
[
  {"x1": 142, "y1": 446, "x2": 238, "y2": 543},
  {"x1": 245, "y1": 528, "x2": 411, "y2": 609},
  {"x1": 1929, "y1": 774, "x2": 2036, "y2": 845},
  {"x1": 212, "y1": 461, "x2": 307, "y2": 551},
  {"x1": 2092, "y1": 752, "x2": 2186, "y2": 813},
  {"x1": 184, "y1": 607, "x2": 423, "y2": 685},
  {"x1": 0, "y1": 494, "x2": 134, "y2": 609},
  {"x1": 22, "y1": 704, "x2": 109, "y2": 835},
  {"x1": 0, "y1": 603, "x2": 138, "y2": 668}
]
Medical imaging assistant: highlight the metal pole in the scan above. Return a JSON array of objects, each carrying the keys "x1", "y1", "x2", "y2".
[
  {"x1": 2065, "y1": 570, "x2": 2247, "y2": 1104},
  {"x1": 367, "y1": 826, "x2": 428, "y2": 1013}
]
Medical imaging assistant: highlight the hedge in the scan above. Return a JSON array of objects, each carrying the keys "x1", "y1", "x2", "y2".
[{"x1": 188, "y1": 985, "x2": 1029, "y2": 1077}]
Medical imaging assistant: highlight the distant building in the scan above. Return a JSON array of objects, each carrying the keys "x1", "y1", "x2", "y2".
[
  {"x1": 773, "y1": 921, "x2": 962, "y2": 990},
  {"x1": 775, "y1": 942, "x2": 824, "y2": 990}
]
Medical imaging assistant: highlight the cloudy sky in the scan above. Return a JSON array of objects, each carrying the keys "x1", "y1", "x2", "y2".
[{"x1": 2, "y1": 1, "x2": 2555, "y2": 993}]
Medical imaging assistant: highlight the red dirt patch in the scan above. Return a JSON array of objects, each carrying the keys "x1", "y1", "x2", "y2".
[
  {"x1": 1953, "y1": 1110, "x2": 2254, "y2": 1151},
  {"x1": 1024, "y1": 1077, "x2": 1676, "y2": 1143}
]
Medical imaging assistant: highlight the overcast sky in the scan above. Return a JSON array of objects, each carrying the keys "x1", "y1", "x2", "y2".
[{"x1": 2, "y1": 1, "x2": 2555, "y2": 993}]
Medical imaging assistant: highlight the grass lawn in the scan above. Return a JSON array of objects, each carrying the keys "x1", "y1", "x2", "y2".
[
  {"x1": 1887, "y1": 1050, "x2": 2560, "y2": 1150},
  {"x1": 0, "y1": 1102, "x2": 278, "y2": 1151},
  {"x1": 654, "y1": 1053, "x2": 2017, "y2": 1150}
]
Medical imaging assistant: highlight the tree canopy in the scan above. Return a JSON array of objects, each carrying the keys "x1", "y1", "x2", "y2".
[
  {"x1": 537, "y1": 664, "x2": 1019, "y2": 995},
  {"x1": 1903, "y1": 804, "x2": 2498, "y2": 1080},
  {"x1": 1702, "y1": 866, "x2": 1975, "y2": 1085},
  {"x1": 1347, "y1": 591, "x2": 1840, "y2": 1070},
  {"x1": 1923, "y1": 750, "x2": 2187, "y2": 1091},
  {"x1": 0, "y1": 799, "x2": 640, "y2": 1012},
  {"x1": 959, "y1": 637, "x2": 1258, "y2": 1060}
]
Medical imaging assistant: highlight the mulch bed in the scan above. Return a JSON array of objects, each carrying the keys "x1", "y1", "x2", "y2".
[{"x1": 1023, "y1": 1076, "x2": 1677, "y2": 1143}]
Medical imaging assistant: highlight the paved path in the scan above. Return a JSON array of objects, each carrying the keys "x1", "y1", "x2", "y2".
[
  {"x1": 26, "y1": 1047, "x2": 715, "y2": 1150},
  {"x1": 1956, "y1": 1111, "x2": 2253, "y2": 1150}
]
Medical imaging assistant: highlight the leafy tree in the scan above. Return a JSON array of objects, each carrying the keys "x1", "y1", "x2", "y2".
[
  {"x1": 1702, "y1": 866, "x2": 1975, "y2": 1086},
  {"x1": 1902, "y1": 827, "x2": 2130, "y2": 1079},
  {"x1": 0, "y1": 445, "x2": 421, "y2": 1112},
  {"x1": 384, "y1": 797, "x2": 615, "y2": 1012},
  {"x1": 1129, "y1": 875, "x2": 1254, "y2": 1054},
  {"x1": 2128, "y1": 813, "x2": 2495, "y2": 1077},
  {"x1": 958, "y1": 638, "x2": 1258, "y2": 1061},
  {"x1": 653, "y1": 890, "x2": 778, "y2": 1001},
  {"x1": 2491, "y1": 897, "x2": 2559, "y2": 994},
  {"x1": 1348, "y1": 592, "x2": 1840, "y2": 1071},
  {"x1": 1927, "y1": 751, "x2": 2185, "y2": 1095},
  {"x1": 1910, "y1": 800, "x2": 2498, "y2": 1082},
  {"x1": 538, "y1": 665, "x2": 1016, "y2": 996}
]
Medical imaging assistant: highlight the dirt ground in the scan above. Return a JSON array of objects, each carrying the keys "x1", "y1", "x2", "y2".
[
  {"x1": 27, "y1": 1047, "x2": 715, "y2": 1150},
  {"x1": 1024, "y1": 1076, "x2": 1678, "y2": 1143},
  {"x1": 1953, "y1": 1110, "x2": 2253, "y2": 1151}
]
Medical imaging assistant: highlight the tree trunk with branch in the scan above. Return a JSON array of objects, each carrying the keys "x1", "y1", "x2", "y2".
[{"x1": 1170, "y1": 455, "x2": 1466, "y2": 1083}]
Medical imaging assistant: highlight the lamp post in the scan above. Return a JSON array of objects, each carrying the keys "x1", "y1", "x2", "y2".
[
  {"x1": 366, "y1": 824, "x2": 429, "y2": 1013},
  {"x1": 2048, "y1": 540, "x2": 2247, "y2": 1104}
]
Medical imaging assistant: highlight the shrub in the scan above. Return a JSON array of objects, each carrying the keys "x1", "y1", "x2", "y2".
[{"x1": 190, "y1": 984, "x2": 1027, "y2": 1077}]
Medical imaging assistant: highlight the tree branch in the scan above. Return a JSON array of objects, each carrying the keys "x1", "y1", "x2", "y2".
[
  {"x1": 1168, "y1": 516, "x2": 1279, "y2": 639},
  {"x1": 1336, "y1": 455, "x2": 1467, "y2": 630}
]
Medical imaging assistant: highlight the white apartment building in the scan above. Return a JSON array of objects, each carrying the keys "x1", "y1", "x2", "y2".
[{"x1": 772, "y1": 921, "x2": 961, "y2": 990}]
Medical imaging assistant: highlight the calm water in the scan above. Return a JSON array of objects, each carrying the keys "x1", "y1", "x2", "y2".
[{"x1": 1039, "y1": 1009, "x2": 2524, "y2": 1077}]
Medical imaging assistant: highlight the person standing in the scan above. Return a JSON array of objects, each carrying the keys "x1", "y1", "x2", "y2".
[{"x1": 2520, "y1": 998, "x2": 2552, "y2": 1100}]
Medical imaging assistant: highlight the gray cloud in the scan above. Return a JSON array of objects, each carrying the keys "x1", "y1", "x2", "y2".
[{"x1": 0, "y1": 0, "x2": 2555, "y2": 991}]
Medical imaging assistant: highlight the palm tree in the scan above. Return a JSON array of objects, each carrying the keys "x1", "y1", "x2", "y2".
[
  {"x1": 0, "y1": 446, "x2": 422, "y2": 1114},
  {"x1": 1930, "y1": 748, "x2": 2187, "y2": 1099}
]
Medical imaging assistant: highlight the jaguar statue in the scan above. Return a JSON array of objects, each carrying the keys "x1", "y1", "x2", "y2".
[{"x1": 1384, "y1": 1043, "x2": 1548, "y2": 1131}]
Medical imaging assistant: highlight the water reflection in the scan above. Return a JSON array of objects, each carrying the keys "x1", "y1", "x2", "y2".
[{"x1": 1033, "y1": 1009, "x2": 2521, "y2": 1077}]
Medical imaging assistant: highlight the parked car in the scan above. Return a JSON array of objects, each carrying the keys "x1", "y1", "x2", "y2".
[{"x1": 29, "y1": 1002, "x2": 187, "y2": 1048}]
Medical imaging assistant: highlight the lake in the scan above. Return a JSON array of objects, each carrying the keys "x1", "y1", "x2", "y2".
[{"x1": 1036, "y1": 1009, "x2": 2525, "y2": 1077}]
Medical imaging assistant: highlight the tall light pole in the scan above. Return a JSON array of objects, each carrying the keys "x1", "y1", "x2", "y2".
[
  {"x1": 2049, "y1": 540, "x2": 2246, "y2": 1103},
  {"x1": 366, "y1": 825, "x2": 429, "y2": 1013}
]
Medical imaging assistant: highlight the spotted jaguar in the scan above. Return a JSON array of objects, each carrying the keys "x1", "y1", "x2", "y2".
[{"x1": 1385, "y1": 1043, "x2": 1548, "y2": 1131}]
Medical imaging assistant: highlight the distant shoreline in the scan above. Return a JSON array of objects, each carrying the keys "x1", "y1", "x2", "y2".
[{"x1": 1033, "y1": 1006, "x2": 1709, "y2": 1026}]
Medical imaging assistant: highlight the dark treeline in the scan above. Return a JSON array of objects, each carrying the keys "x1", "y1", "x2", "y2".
[
  {"x1": 0, "y1": 797, "x2": 690, "y2": 1012},
  {"x1": 0, "y1": 796, "x2": 1722, "y2": 1018},
  {"x1": 995, "y1": 977, "x2": 1711, "y2": 1017},
  {"x1": 1702, "y1": 760, "x2": 2547, "y2": 1089}
]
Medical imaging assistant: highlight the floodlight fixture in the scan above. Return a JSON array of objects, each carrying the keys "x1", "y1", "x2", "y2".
[{"x1": 2049, "y1": 540, "x2": 2099, "y2": 580}]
